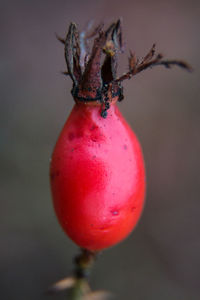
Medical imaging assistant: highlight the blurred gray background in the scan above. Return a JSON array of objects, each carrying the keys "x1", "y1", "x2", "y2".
[{"x1": 1, "y1": 0, "x2": 200, "y2": 299}]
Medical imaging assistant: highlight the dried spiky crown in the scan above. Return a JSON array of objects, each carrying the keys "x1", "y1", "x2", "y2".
[{"x1": 57, "y1": 20, "x2": 191, "y2": 117}]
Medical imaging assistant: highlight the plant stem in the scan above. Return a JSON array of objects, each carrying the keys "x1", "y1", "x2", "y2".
[{"x1": 69, "y1": 248, "x2": 97, "y2": 299}]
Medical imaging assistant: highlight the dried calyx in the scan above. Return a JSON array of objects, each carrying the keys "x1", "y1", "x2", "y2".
[{"x1": 57, "y1": 20, "x2": 191, "y2": 118}]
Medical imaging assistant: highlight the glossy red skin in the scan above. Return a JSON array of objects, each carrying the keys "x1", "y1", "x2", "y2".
[{"x1": 50, "y1": 102, "x2": 145, "y2": 251}]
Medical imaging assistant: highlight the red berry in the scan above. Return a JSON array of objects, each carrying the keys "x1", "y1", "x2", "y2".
[
  {"x1": 50, "y1": 20, "x2": 189, "y2": 251},
  {"x1": 50, "y1": 100, "x2": 145, "y2": 251}
]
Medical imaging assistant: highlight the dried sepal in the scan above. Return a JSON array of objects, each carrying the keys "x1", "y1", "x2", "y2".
[
  {"x1": 61, "y1": 71, "x2": 70, "y2": 76},
  {"x1": 80, "y1": 22, "x2": 104, "y2": 71},
  {"x1": 46, "y1": 276, "x2": 76, "y2": 294},
  {"x1": 59, "y1": 20, "x2": 191, "y2": 105},
  {"x1": 141, "y1": 43, "x2": 156, "y2": 64},
  {"x1": 115, "y1": 44, "x2": 192, "y2": 83},
  {"x1": 73, "y1": 25, "x2": 81, "y2": 79},
  {"x1": 55, "y1": 33, "x2": 65, "y2": 44},
  {"x1": 136, "y1": 55, "x2": 192, "y2": 74},
  {"x1": 85, "y1": 22, "x2": 104, "y2": 40},
  {"x1": 84, "y1": 290, "x2": 112, "y2": 300},
  {"x1": 105, "y1": 22, "x2": 116, "y2": 38},
  {"x1": 65, "y1": 23, "x2": 76, "y2": 83},
  {"x1": 101, "y1": 20, "x2": 122, "y2": 83},
  {"x1": 147, "y1": 59, "x2": 192, "y2": 71},
  {"x1": 111, "y1": 19, "x2": 122, "y2": 51},
  {"x1": 80, "y1": 31, "x2": 106, "y2": 91},
  {"x1": 129, "y1": 51, "x2": 138, "y2": 73},
  {"x1": 65, "y1": 22, "x2": 81, "y2": 85}
]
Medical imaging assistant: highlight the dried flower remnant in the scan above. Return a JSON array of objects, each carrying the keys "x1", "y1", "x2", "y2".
[{"x1": 56, "y1": 20, "x2": 191, "y2": 117}]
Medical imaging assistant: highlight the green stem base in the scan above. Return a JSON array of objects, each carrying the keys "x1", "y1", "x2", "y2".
[{"x1": 69, "y1": 249, "x2": 98, "y2": 300}]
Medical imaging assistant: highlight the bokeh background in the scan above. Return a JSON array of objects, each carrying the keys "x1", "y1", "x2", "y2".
[{"x1": 1, "y1": 0, "x2": 200, "y2": 299}]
